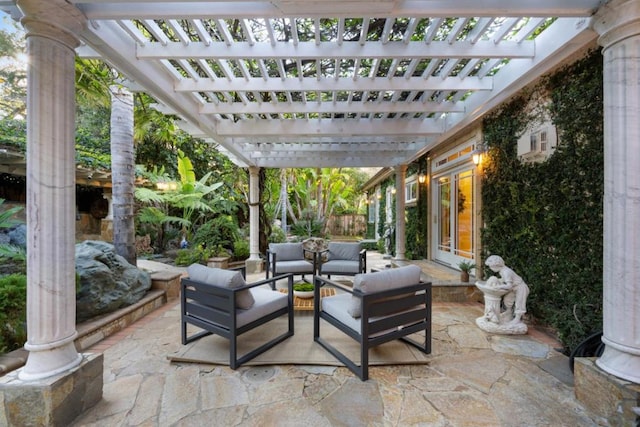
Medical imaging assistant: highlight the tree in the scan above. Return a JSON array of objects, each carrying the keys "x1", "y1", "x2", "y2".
[
  {"x1": 0, "y1": 25, "x2": 26, "y2": 119},
  {"x1": 110, "y1": 86, "x2": 136, "y2": 265}
]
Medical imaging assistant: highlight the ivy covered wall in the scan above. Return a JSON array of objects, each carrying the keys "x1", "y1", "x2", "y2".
[
  {"x1": 376, "y1": 160, "x2": 428, "y2": 260},
  {"x1": 481, "y1": 49, "x2": 604, "y2": 353}
]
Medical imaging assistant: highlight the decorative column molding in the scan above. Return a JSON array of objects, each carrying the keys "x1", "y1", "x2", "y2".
[
  {"x1": 593, "y1": 0, "x2": 640, "y2": 384},
  {"x1": 394, "y1": 165, "x2": 407, "y2": 261},
  {"x1": 248, "y1": 166, "x2": 261, "y2": 261},
  {"x1": 20, "y1": 17, "x2": 82, "y2": 380}
]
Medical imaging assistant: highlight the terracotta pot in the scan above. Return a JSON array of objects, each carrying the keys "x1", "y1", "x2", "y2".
[{"x1": 460, "y1": 271, "x2": 470, "y2": 282}]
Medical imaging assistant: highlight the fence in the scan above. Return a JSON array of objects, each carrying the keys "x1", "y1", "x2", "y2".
[{"x1": 325, "y1": 214, "x2": 367, "y2": 237}]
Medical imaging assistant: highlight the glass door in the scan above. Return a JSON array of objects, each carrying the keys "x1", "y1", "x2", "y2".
[{"x1": 433, "y1": 168, "x2": 475, "y2": 267}]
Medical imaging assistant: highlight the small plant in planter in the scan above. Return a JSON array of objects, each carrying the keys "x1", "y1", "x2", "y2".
[
  {"x1": 458, "y1": 260, "x2": 476, "y2": 283},
  {"x1": 293, "y1": 282, "x2": 314, "y2": 298}
]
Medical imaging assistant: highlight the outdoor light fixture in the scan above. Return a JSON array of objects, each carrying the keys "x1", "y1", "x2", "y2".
[
  {"x1": 391, "y1": 187, "x2": 397, "y2": 194},
  {"x1": 418, "y1": 173, "x2": 426, "y2": 184},
  {"x1": 472, "y1": 150, "x2": 482, "y2": 165},
  {"x1": 472, "y1": 143, "x2": 487, "y2": 166}
]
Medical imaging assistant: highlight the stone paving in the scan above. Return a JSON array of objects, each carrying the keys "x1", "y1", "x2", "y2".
[{"x1": 70, "y1": 270, "x2": 601, "y2": 426}]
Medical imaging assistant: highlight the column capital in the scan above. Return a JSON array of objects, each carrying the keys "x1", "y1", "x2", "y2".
[
  {"x1": 18, "y1": 0, "x2": 86, "y2": 50},
  {"x1": 593, "y1": 0, "x2": 640, "y2": 48}
]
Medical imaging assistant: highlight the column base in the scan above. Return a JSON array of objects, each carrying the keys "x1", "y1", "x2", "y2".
[
  {"x1": 596, "y1": 343, "x2": 640, "y2": 383},
  {"x1": 0, "y1": 353, "x2": 103, "y2": 426},
  {"x1": 574, "y1": 357, "x2": 640, "y2": 426},
  {"x1": 245, "y1": 258, "x2": 263, "y2": 274}
]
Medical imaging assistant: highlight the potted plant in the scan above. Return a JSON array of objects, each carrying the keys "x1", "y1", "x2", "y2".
[
  {"x1": 458, "y1": 260, "x2": 476, "y2": 283},
  {"x1": 293, "y1": 282, "x2": 314, "y2": 299},
  {"x1": 207, "y1": 245, "x2": 231, "y2": 269}
]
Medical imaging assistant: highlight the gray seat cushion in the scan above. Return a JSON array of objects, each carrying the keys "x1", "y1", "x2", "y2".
[
  {"x1": 320, "y1": 260, "x2": 360, "y2": 274},
  {"x1": 236, "y1": 287, "x2": 288, "y2": 328},
  {"x1": 272, "y1": 260, "x2": 315, "y2": 274}
]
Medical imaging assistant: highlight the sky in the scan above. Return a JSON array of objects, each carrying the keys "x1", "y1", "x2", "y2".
[{"x1": 0, "y1": 10, "x2": 22, "y2": 34}]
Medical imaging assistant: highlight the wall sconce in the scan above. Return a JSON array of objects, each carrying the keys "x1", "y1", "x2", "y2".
[
  {"x1": 377, "y1": 193, "x2": 382, "y2": 200},
  {"x1": 391, "y1": 187, "x2": 397, "y2": 194},
  {"x1": 418, "y1": 173, "x2": 426, "y2": 184},
  {"x1": 472, "y1": 143, "x2": 487, "y2": 166}
]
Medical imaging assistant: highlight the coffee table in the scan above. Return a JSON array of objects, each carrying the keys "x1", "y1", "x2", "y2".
[{"x1": 279, "y1": 288, "x2": 337, "y2": 311}]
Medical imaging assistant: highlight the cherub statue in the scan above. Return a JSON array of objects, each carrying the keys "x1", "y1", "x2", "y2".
[{"x1": 485, "y1": 255, "x2": 530, "y2": 324}]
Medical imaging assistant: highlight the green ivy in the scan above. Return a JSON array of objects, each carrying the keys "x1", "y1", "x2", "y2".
[{"x1": 481, "y1": 49, "x2": 603, "y2": 353}]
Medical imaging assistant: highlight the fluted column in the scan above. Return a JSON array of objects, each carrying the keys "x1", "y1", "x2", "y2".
[
  {"x1": 248, "y1": 166, "x2": 261, "y2": 261},
  {"x1": 20, "y1": 18, "x2": 82, "y2": 380},
  {"x1": 593, "y1": 0, "x2": 640, "y2": 383},
  {"x1": 394, "y1": 165, "x2": 407, "y2": 261}
]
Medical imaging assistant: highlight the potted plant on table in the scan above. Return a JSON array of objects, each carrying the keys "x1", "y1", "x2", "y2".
[
  {"x1": 458, "y1": 260, "x2": 476, "y2": 283},
  {"x1": 293, "y1": 282, "x2": 314, "y2": 298}
]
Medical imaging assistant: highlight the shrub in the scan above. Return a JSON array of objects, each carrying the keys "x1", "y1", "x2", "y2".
[
  {"x1": 0, "y1": 274, "x2": 27, "y2": 353},
  {"x1": 174, "y1": 245, "x2": 214, "y2": 266},
  {"x1": 232, "y1": 239, "x2": 250, "y2": 260},
  {"x1": 192, "y1": 215, "x2": 239, "y2": 252},
  {"x1": 268, "y1": 226, "x2": 287, "y2": 243}
]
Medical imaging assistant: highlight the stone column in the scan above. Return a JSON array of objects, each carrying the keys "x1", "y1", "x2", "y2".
[
  {"x1": 20, "y1": 19, "x2": 82, "y2": 379},
  {"x1": 246, "y1": 166, "x2": 263, "y2": 274},
  {"x1": 394, "y1": 165, "x2": 407, "y2": 261},
  {"x1": 593, "y1": 0, "x2": 640, "y2": 384}
]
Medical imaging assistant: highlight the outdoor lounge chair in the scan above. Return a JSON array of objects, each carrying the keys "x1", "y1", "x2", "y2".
[
  {"x1": 181, "y1": 264, "x2": 294, "y2": 369},
  {"x1": 313, "y1": 265, "x2": 432, "y2": 381},
  {"x1": 318, "y1": 241, "x2": 366, "y2": 278},
  {"x1": 265, "y1": 242, "x2": 317, "y2": 281}
]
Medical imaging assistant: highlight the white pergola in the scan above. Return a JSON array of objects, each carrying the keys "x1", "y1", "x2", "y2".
[
  {"x1": 2, "y1": 0, "x2": 603, "y2": 168},
  {"x1": 0, "y1": 0, "x2": 639, "y2": 422}
]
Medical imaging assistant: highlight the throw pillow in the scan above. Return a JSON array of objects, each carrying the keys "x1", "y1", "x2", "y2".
[{"x1": 187, "y1": 264, "x2": 255, "y2": 309}]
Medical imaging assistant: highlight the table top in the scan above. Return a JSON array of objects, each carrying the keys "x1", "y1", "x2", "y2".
[{"x1": 279, "y1": 288, "x2": 337, "y2": 311}]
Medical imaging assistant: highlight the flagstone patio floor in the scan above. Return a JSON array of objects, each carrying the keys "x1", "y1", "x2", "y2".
[{"x1": 70, "y1": 253, "x2": 602, "y2": 426}]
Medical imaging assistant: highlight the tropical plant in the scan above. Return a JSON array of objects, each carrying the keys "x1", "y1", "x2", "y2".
[
  {"x1": 135, "y1": 151, "x2": 225, "y2": 251},
  {"x1": 0, "y1": 199, "x2": 25, "y2": 267},
  {"x1": 458, "y1": 260, "x2": 476, "y2": 272}
]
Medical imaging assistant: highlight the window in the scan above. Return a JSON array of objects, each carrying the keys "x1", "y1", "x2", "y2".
[
  {"x1": 405, "y1": 178, "x2": 418, "y2": 204},
  {"x1": 368, "y1": 199, "x2": 375, "y2": 223},
  {"x1": 540, "y1": 130, "x2": 547, "y2": 152},
  {"x1": 530, "y1": 133, "x2": 538, "y2": 152}
]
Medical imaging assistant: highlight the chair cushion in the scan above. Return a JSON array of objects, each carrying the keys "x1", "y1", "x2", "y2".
[
  {"x1": 327, "y1": 242, "x2": 361, "y2": 261},
  {"x1": 320, "y1": 260, "x2": 360, "y2": 274},
  {"x1": 269, "y1": 242, "x2": 304, "y2": 261},
  {"x1": 272, "y1": 260, "x2": 315, "y2": 274},
  {"x1": 236, "y1": 287, "x2": 288, "y2": 328},
  {"x1": 347, "y1": 265, "x2": 422, "y2": 318},
  {"x1": 187, "y1": 264, "x2": 255, "y2": 309}
]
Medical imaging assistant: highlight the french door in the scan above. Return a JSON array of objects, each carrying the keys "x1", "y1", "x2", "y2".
[{"x1": 433, "y1": 168, "x2": 475, "y2": 267}]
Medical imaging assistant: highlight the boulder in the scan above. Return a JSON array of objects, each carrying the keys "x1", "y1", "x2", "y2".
[{"x1": 75, "y1": 240, "x2": 151, "y2": 322}]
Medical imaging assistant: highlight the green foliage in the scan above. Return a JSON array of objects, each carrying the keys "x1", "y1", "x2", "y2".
[
  {"x1": 290, "y1": 208, "x2": 326, "y2": 238},
  {"x1": 268, "y1": 226, "x2": 287, "y2": 243},
  {"x1": 0, "y1": 199, "x2": 25, "y2": 269},
  {"x1": 293, "y1": 282, "x2": 314, "y2": 292},
  {"x1": 0, "y1": 274, "x2": 27, "y2": 353},
  {"x1": 481, "y1": 49, "x2": 603, "y2": 353},
  {"x1": 192, "y1": 215, "x2": 240, "y2": 252},
  {"x1": 174, "y1": 245, "x2": 215, "y2": 266},
  {"x1": 458, "y1": 260, "x2": 476, "y2": 272},
  {"x1": 232, "y1": 239, "x2": 250, "y2": 260},
  {"x1": 405, "y1": 160, "x2": 428, "y2": 259}
]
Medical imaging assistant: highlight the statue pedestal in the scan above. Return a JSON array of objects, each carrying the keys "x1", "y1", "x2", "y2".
[{"x1": 475, "y1": 281, "x2": 528, "y2": 335}]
